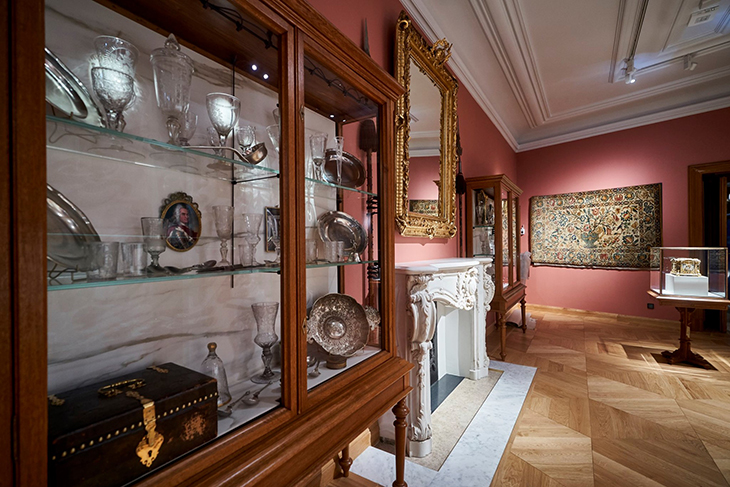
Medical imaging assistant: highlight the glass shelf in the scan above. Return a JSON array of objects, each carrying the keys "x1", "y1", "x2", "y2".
[
  {"x1": 48, "y1": 116, "x2": 376, "y2": 197},
  {"x1": 306, "y1": 259, "x2": 377, "y2": 269},
  {"x1": 47, "y1": 259, "x2": 378, "y2": 291},
  {"x1": 47, "y1": 264, "x2": 281, "y2": 291},
  {"x1": 473, "y1": 224, "x2": 494, "y2": 229},
  {"x1": 474, "y1": 253, "x2": 494, "y2": 258},
  {"x1": 46, "y1": 116, "x2": 279, "y2": 184},
  {"x1": 306, "y1": 177, "x2": 376, "y2": 197}
]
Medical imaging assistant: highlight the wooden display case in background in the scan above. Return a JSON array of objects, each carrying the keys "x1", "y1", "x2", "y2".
[{"x1": 465, "y1": 174, "x2": 526, "y2": 360}]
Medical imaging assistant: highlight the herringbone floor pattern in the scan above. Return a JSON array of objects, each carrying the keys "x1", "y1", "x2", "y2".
[{"x1": 490, "y1": 307, "x2": 730, "y2": 487}]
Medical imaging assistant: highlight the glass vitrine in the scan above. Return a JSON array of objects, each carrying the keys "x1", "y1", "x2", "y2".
[
  {"x1": 18, "y1": 0, "x2": 411, "y2": 485},
  {"x1": 465, "y1": 174, "x2": 526, "y2": 360},
  {"x1": 650, "y1": 247, "x2": 728, "y2": 299}
]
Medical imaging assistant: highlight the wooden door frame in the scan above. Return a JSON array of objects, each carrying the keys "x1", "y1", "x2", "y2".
[
  {"x1": 688, "y1": 160, "x2": 730, "y2": 245},
  {"x1": 688, "y1": 161, "x2": 730, "y2": 332}
]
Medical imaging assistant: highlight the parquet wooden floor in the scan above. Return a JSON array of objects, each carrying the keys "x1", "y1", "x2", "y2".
[{"x1": 490, "y1": 306, "x2": 730, "y2": 487}]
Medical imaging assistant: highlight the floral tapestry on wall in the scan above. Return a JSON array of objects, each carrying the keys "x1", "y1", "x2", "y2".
[{"x1": 530, "y1": 183, "x2": 662, "y2": 269}]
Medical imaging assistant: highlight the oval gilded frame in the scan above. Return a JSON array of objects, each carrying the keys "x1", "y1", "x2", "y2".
[{"x1": 394, "y1": 11, "x2": 458, "y2": 239}]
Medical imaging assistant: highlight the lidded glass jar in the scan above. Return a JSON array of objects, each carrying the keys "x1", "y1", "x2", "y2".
[
  {"x1": 150, "y1": 34, "x2": 194, "y2": 144},
  {"x1": 200, "y1": 342, "x2": 232, "y2": 407}
]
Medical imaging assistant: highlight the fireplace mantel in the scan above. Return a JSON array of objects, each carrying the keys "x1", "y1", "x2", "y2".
[{"x1": 390, "y1": 257, "x2": 495, "y2": 457}]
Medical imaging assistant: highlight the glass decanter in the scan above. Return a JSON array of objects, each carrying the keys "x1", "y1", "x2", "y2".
[
  {"x1": 200, "y1": 342, "x2": 232, "y2": 407},
  {"x1": 251, "y1": 302, "x2": 281, "y2": 384},
  {"x1": 150, "y1": 34, "x2": 194, "y2": 145}
]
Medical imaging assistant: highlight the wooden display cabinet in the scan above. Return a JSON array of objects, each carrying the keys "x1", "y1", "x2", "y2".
[
  {"x1": 2, "y1": 0, "x2": 412, "y2": 485},
  {"x1": 465, "y1": 174, "x2": 526, "y2": 360}
]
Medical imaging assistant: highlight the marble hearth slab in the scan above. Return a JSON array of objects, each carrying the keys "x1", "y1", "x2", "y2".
[{"x1": 351, "y1": 361, "x2": 536, "y2": 486}]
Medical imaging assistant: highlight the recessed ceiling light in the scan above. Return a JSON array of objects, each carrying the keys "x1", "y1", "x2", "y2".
[
  {"x1": 263, "y1": 73, "x2": 269, "y2": 80},
  {"x1": 251, "y1": 64, "x2": 258, "y2": 71},
  {"x1": 329, "y1": 114, "x2": 335, "y2": 118}
]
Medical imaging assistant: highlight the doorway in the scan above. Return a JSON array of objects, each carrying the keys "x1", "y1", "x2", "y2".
[{"x1": 688, "y1": 161, "x2": 730, "y2": 332}]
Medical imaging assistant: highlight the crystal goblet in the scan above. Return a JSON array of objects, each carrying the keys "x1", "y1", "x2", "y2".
[
  {"x1": 213, "y1": 205, "x2": 234, "y2": 267},
  {"x1": 241, "y1": 213, "x2": 263, "y2": 266},
  {"x1": 91, "y1": 67, "x2": 135, "y2": 133},
  {"x1": 93, "y1": 36, "x2": 138, "y2": 77},
  {"x1": 266, "y1": 124, "x2": 280, "y2": 154},
  {"x1": 333, "y1": 135, "x2": 344, "y2": 185},
  {"x1": 206, "y1": 93, "x2": 240, "y2": 147},
  {"x1": 178, "y1": 110, "x2": 197, "y2": 146},
  {"x1": 309, "y1": 134, "x2": 327, "y2": 181},
  {"x1": 141, "y1": 217, "x2": 166, "y2": 275},
  {"x1": 150, "y1": 35, "x2": 194, "y2": 145},
  {"x1": 236, "y1": 125, "x2": 256, "y2": 154},
  {"x1": 251, "y1": 302, "x2": 281, "y2": 384}
]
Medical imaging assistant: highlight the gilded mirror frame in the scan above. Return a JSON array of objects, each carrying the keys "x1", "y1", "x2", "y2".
[{"x1": 395, "y1": 11, "x2": 458, "y2": 239}]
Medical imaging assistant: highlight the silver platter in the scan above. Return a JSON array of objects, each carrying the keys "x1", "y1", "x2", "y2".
[
  {"x1": 45, "y1": 47, "x2": 104, "y2": 127},
  {"x1": 47, "y1": 184, "x2": 101, "y2": 271},
  {"x1": 317, "y1": 210, "x2": 367, "y2": 255},
  {"x1": 323, "y1": 149, "x2": 366, "y2": 188},
  {"x1": 307, "y1": 293, "x2": 369, "y2": 357}
]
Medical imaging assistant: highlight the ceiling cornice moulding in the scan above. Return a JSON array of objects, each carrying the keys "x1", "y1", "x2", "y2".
[{"x1": 400, "y1": 0, "x2": 520, "y2": 151}]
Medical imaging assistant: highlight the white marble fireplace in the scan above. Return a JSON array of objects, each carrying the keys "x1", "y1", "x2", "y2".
[{"x1": 381, "y1": 258, "x2": 495, "y2": 458}]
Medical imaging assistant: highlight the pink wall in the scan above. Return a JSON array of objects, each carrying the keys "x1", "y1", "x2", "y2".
[
  {"x1": 309, "y1": 0, "x2": 517, "y2": 264},
  {"x1": 408, "y1": 155, "x2": 440, "y2": 199},
  {"x1": 517, "y1": 107, "x2": 730, "y2": 320}
]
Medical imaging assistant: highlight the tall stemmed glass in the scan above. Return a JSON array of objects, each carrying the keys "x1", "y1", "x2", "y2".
[
  {"x1": 91, "y1": 68, "x2": 135, "y2": 132},
  {"x1": 213, "y1": 205, "x2": 234, "y2": 267},
  {"x1": 309, "y1": 134, "x2": 327, "y2": 181},
  {"x1": 333, "y1": 135, "x2": 344, "y2": 185},
  {"x1": 92, "y1": 36, "x2": 139, "y2": 132},
  {"x1": 150, "y1": 34, "x2": 194, "y2": 145},
  {"x1": 251, "y1": 302, "x2": 281, "y2": 384},
  {"x1": 241, "y1": 213, "x2": 263, "y2": 266},
  {"x1": 141, "y1": 217, "x2": 166, "y2": 275},
  {"x1": 266, "y1": 125, "x2": 280, "y2": 154},
  {"x1": 206, "y1": 93, "x2": 240, "y2": 147}
]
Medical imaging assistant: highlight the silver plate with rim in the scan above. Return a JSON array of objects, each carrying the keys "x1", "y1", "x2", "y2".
[
  {"x1": 322, "y1": 149, "x2": 366, "y2": 188},
  {"x1": 317, "y1": 210, "x2": 367, "y2": 255},
  {"x1": 47, "y1": 184, "x2": 101, "y2": 271},
  {"x1": 45, "y1": 47, "x2": 104, "y2": 127},
  {"x1": 307, "y1": 293, "x2": 369, "y2": 357}
]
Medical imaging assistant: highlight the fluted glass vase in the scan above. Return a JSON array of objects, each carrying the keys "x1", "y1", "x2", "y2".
[{"x1": 251, "y1": 302, "x2": 280, "y2": 384}]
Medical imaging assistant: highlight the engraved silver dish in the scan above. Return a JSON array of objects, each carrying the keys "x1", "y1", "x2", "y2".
[
  {"x1": 317, "y1": 210, "x2": 367, "y2": 255},
  {"x1": 47, "y1": 184, "x2": 101, "y2": 271},
  {"x1": 323, "y1": 149, "x2": 366, "y2": 188},
  {"x1": 307, "y1": 293, "x2": 369, "y2": 357},
  {"x1": 45, "y1": 47, "x2": 104, "y2": 127}
]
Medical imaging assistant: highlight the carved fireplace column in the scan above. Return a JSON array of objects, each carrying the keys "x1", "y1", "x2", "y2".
[{"x1": 392, "y1": 258, "x2": 494, "y2": 458}]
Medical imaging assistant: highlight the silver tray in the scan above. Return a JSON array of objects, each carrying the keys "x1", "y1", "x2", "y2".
[
  {"x1": 307, "y1": 293, "x2": 369, "y2": 357},
  {"x1": 323, "y1": 149, "x2": 366, "y2": 188},
  {"x1": 45, "y1": 47, "x2": 104, "y2": 127},
  {"x1": 317, "y1": 210, "x2": 367, "y2": 255},
  {"x1": 47, "y1": 184, "x2": 101, "y2": 271}
]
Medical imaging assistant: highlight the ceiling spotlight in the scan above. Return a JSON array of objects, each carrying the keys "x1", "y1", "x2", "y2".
[
  {"x1": 329, "y1": 114, "x2": 335, "y2": 118},
  {"x1": 263, "y1": 73, "x2": 269, "y2": 80},
  {"x1": 684, "y1": 54, "x2": 698, "y2": 71},
  {"x1": 251, "y1": 64, "x2": 258, "y2": 71},
  {"x1": 625, "y1": 58, "x2": 637, "y2": 84}
]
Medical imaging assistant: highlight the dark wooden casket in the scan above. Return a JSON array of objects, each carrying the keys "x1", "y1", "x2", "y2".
[{"x1": 48, "y1": 363, "x2": 218, "y2": 487}]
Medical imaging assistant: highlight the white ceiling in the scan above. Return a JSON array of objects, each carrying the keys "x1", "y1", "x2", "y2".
[{"x1": 402, "y1": 0, "x2": 730, "y2": 151}]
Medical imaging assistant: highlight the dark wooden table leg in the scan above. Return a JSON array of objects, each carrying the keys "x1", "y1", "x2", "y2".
[
  {"x1": 661, "y1": 307, "x2": 712, "y2": 369},
  {"x1": 392, "y1": 398, "x2": 408, "y2": 487},
  {"x1": 520, "y1": 297, "x2": 527, "y2": 333},
  {"x1": 498, "y1": 313, "x2": 507, "y2": 360},
  {"x1": 338, "y1": 445, "x2": 352, "y2": 478}
]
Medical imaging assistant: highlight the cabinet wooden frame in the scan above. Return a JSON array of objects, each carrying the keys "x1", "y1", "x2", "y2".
[
  {"x1": 465, "y1": 174, "x2": 526, "y2": 361},
  {"x1": 2, "y1": 0, "x2": 412, "y2": 485}
]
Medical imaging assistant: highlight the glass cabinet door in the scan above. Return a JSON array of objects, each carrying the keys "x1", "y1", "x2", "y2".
[
  {"x1": 472, "y1": 187, "x2": 496, "y2": 258},
  {"x1": 45, "y1": 0, "x2": 289, "y2": 481},
  {"x1": 301, "y1": 39, "x2": 384, "y2": 395}
]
